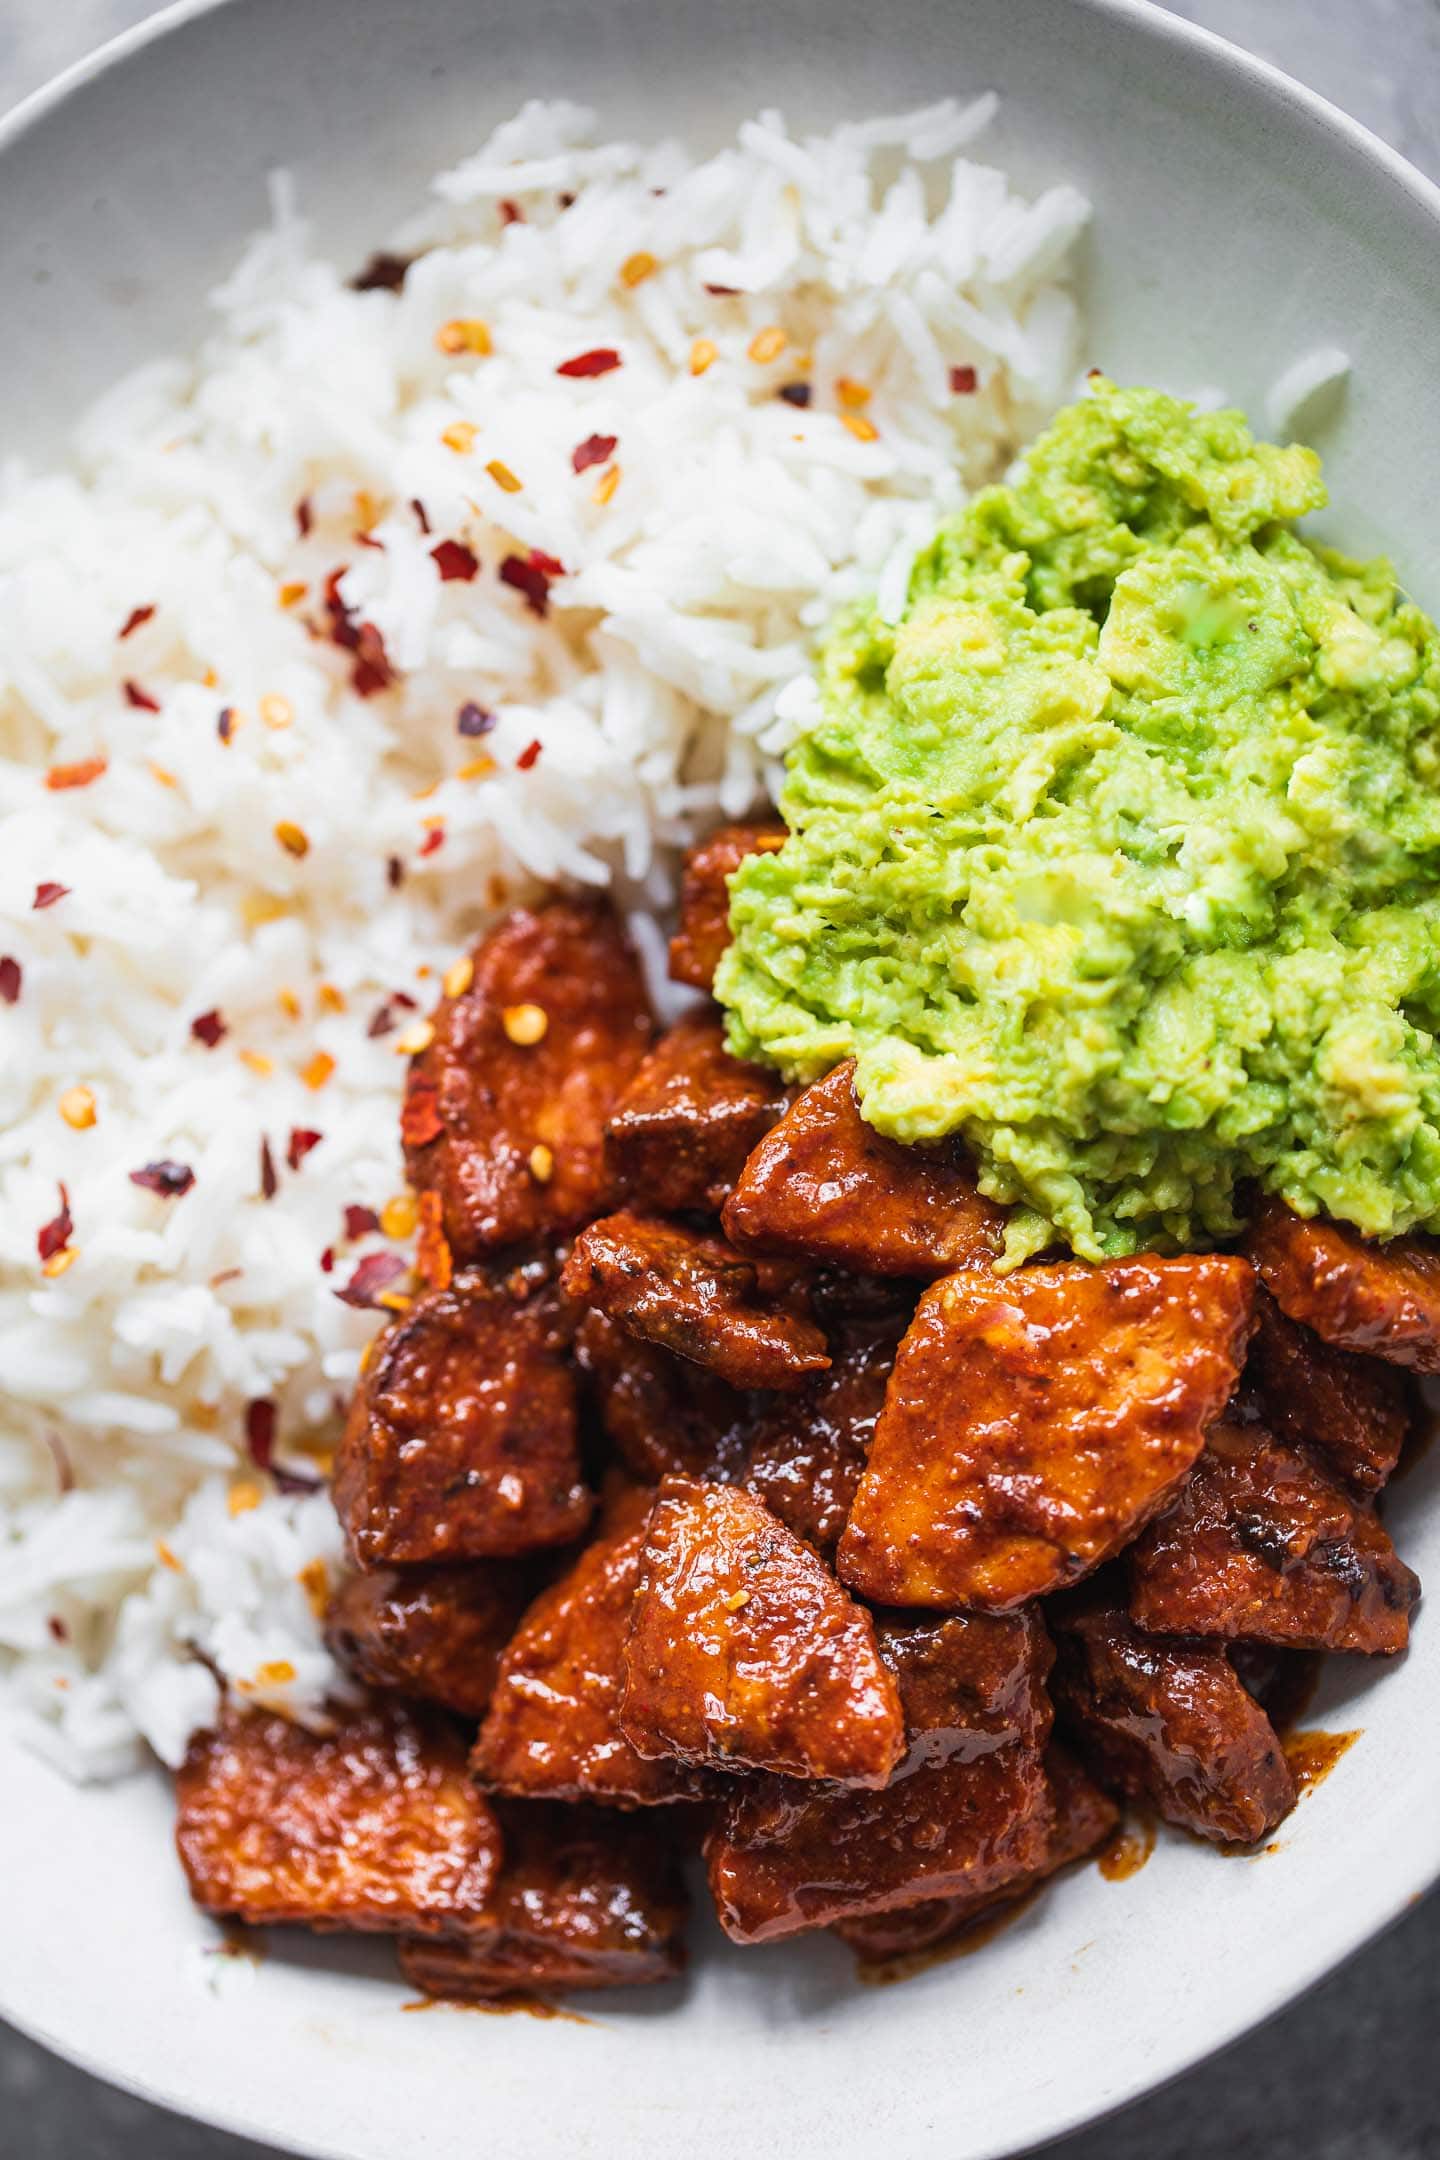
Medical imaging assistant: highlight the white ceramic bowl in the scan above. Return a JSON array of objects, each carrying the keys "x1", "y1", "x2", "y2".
[{"x1": 2, "y1": 3, "x2": 1438, "y2": 2155}]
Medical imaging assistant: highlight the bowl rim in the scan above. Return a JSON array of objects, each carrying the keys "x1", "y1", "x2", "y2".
[{"x1": 2, "y1": 1, "x2": 1439, "y2": 2154}]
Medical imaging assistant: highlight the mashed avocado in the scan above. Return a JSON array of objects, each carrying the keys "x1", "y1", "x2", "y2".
[{"x1": 716, "y1": 378, "x2": 1440, "y2": 1264}]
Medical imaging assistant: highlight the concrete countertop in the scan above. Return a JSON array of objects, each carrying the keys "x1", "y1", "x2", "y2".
[{"x1": 1, "y1": 2, "x2": 1436, "y2": 2154}]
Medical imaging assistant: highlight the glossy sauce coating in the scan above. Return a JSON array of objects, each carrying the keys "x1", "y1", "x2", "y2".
[
  {"x1": 1051, "y1": 1602, "x2": 1295, "y2": 1846},
  {"x1": 403, "y1": 899, "x2": 653, "y2": 1260},
  {"x1": 833, "y1": 1743, "x2": 1117, "y2": 1961},
  {"x1": 562, "y1": 1211, "x2": 830, "y2": 1390},
  {"x1": 605, "y1": 1011, "x2": 791, "y2": 1217},
  {"x1": 1247, "y1": 1197, "x2": 1440, "y2": 1371},
  {"x1": 838, "y1": 1255, "x2": 1256, "y2": 1609},
  {"x1": 333, "y1": 1273, "x2": 591, "y2": 1565},
  {"x1": 175, "y1": 1703, "x2": 500, "y2": 1933},
  {"x1": 620, "y1": 1477, "x2": 905, "y2": 1786},
  {"x1": 742, "y1": 1310, "x2": 905, "y2": 1558},
  {"x1": 325, "y1": 1563, "x2": 539, "y2": 1719},
  {"x1": 471, "y1": 1490, "x2": 715, "y2": 1808},
  {"x1": 703, "y1": 1611, "x2": 1054, "y2": 1942},
  {"x1": 1128, "y1": 1414, "x2": 1419, "y2": 1654},
  {"x1": 723, "y1": 1062, "x2": 1006, "y2": 1278},
  {"x1": 667, "y1": 822, "x2": 786, "y2": 992},
  {"x1": 398, "y1": 1803, "x2": 687, "y2": 1997},
  {"x1": 572, "y1": 1308, "x2": 753, "y2": 1485},
  {"x1": 1246, "y1": 1289, "x2": 1412, "y2": 1493}
]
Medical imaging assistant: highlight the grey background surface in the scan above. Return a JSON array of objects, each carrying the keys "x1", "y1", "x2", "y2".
[{"x1": 0, "y1": 1, "x2": 1437, "y2": 2154}]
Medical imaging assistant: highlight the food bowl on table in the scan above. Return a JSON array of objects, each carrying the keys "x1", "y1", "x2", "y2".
[{"x1": 1, "y1": 2, "x2": 1439, "y2": 2157}]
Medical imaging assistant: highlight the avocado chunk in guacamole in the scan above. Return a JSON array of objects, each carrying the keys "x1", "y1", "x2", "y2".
[{"x1": 716, "y1": 378, "x2": 1440, "y2": 1264}]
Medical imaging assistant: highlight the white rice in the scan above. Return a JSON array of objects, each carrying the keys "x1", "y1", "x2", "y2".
[{"x1": 0, "y1": 97, "x2": 1089, "y2": 1779}]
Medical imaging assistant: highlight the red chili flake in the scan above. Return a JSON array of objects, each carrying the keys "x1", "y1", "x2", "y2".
[
  {"x1": 499, "y1": 199, "x2": 524, "y2": 226},
  {"x1": 411, "y1": 498, "x2": 432, "y2": 535},
  {"x1": 216, "y1": 707, "x2": 237, "y2": 744},
  {"x1": 287, "y1": 1127, "x2": 323, "y2": 1171},
  {"x1": 431, "y1": 539, "x2": 480, "y2": 583},
  {"x1": 244, "y1": 1398, "x2": 322, "y2": 1494},
  {"x1": 703, "y1": 283, "x2": 741, "y2": 296},
  {"x1": 259, "y1": 1136, "x2": 278, "y2": 1200},
  {"x1": 386, "y1": 855, "x2": 405, "y2": 890},
  {"x1": 355, "y1": 528, "x2": 386, "y2": 553},
  {"x1": 558, "y1": 192, "x2": 576, "y2": 210},
  {"x1": 37, "y1": 1185, "x2": 73, "y2": 1263},
  {"x1": 47, "y1": 1614, "x2": 69, "y2": 1643},
  {"x1": 319, "y1": 1246, "x2": 335, "y2": 1274},
  {"x1": 191, "y1": 1009, "x2": 226, "y2": 1048},
  {"x1": 344, "y1": 1204, "x2": 381, "y2": 1240},
  {"x1": 367, "y1": 989, "x2": 417, "y2": 1040},
  {"x1": 123, "y1": 679, "x2": 161, "y2": 713},
  {"x1": 572, "y1": 432, "x2": 618, "y2": 474},
  {"x1": 778, "y1": 382, "x2": 812, "y2": 408},
  {"x1": 0, "y1": 956, "x2": 20, "y2": 1004},
  {"x1": 516, "y1": 738, "x2": 543, "y2": 771},
  {"x1": 556, "y1": 347, "x2": 621, "y2": 379},
  {"x1": 950, "y1": 364, "x2": 978, "y2": 395},
  {"x1": 45, "y1": 757, "x2": 108, "y2": 791},
  {"x1": 118, "y1": 604, "x2": 156, "y2": 641},
  {"x1": 33, "y1": 883, "x2": 69, "y2": 911},
  {"x1": 130, "y1": 1160, "x2": 196, "y2": 1198},
  {"x1": 295, "y1": 496, "x2": 314, "y2": 539},
  {"x1": 322, "y1": 568, "x2": 396, "y2": 696},
  {"x1": 401, "y1": 1081, "x2": 444, "y2": 1148},
  {"x1": 419, "y1": 825, "x2": 445, "y2": 858},
  {"x1": 334, "y1": 1250, "x2": 407, "y2": 1310},
  {"x1": 351, "y1": 250, "x2": 413, "y2": 293},
  {"x1": 499, "y1": 550, "x2": 566, "y2": 618},
  {"x1": 457, "y1": 702, "x2": 496, "y2": 737}
]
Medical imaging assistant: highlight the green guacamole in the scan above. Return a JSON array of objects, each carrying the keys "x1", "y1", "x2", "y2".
[{"x1": 716, "y1": 378, "x2": 1440, "y2": 1264}]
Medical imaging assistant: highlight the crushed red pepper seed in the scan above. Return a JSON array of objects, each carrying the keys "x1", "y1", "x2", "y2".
[
  {"x1": 259, "y1": 1136, "x2": 279, "y2": 1200},
  {"x1": 33, "y1": 883, "x2": 70, "y2": 911},
  {"x1": 130, "y1": 1160, "x2": 196, "y2": 1198},
  {"x1": 411, "y1": 497, "x2": 432, "y2": 535},
  {"x1": 45, "y1": 758, "x2": 108, "y2": 792},
  {"x1": 123, "y1": 679, "x2": 161, "y2": 713},
  {"x1": 37, "y1": 1185, "x2": 73, "y2": 1263},
  {"x1": 572, "y1": 432, "x2": 618, "y2": 474},
  {"x1": 287, "y1": 1127, "x2": 323, "y2": 1171},
  {"x1": 216, "y1": 707, "x2": 238, "y2": 744},
  {"x1": 118, "y1": 604, "x2": 156, "y2": 641},
  {"x1": 386, "y1": 855, "x2": 405, "y2": 890},
  {"x1": 431, "y1": 539, "x2": 479, "y2": 582},
  {"x1": 0, "y1": 956, "x2": 21, "y2": 1004},
  {"x1": 335, "y1": 1249, "x2": 407, "y2": 1310},
  {"x1": 556, "y1": 347, "x2": 621, "y2": 378},
  {"x1": 295, "y1": 497, "x2": 314, "y2": 539},
  {"x1": 190, "y1": 1010, "x2": 226, "y2": 1048},
  {"x1": 419, "y1": 825, "x2": 446, "y2": 858}
]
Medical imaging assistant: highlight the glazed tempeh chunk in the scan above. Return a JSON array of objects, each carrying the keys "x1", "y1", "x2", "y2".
[
  {"x1": 619, "y1": 1477, "x2": 905, "y2": 1786},
  {"x1": 573, "y1": 1308, "x2": 752, "y2": 1485},
  {"x1": 471, "y1": 1490, "x2": 714, "y2": 1807},
  {"x1": 1050, "y1": 1602, "x2": 1295, "y2": 1846},
  {"x1": 398, "y1": 1804, "x2": 687, "y2": 1998},
  {"x1": 176, "y1": 1703, "x2": 500, "y2": 1933},
  {"x1": 837, "y1": 1255, "x2": 1256, "y2": 1610},
  {"x1": 561, "y1": 1211, "x2": 830, "y2": 1390},
  {"x1": 722, "y1": 1062, "x2": 1006, "y2": 1278},
  {"x1": 333, "y1": 1273, "x2": 591, "y2": 1566},
  {"x1": 1246, "y1": 1290, "x2": 1412, "y2": 1493},
  {"x1": 1127, "y1": 1414, "x2": 1419, "y2": 1654},
  {"x1": 605, "y1": 1010, "x2": 791, "y2": 1217},
  {"x1": 403, "y1": 899, "x2": 653, "y2": 1260},
  {"x1": 324, "y1": 1563, "x2": 538, "y2": 1719},
  {"x1": 742, "y1": 1309, "x2": 905, "y2": 1558},
  {"x1": 668, "y1": 821, "x2": 786, "y2": 992},
  {"x1": 704, "y1": 1610, "x2": 1054, "y2": 1942},
  {"x1": 833, "y1": 1744, "x2": 1118, "y2": 1961},
  {"x1": 1247, "y1": 1196, "x2": 1440, "y2": 1372}
]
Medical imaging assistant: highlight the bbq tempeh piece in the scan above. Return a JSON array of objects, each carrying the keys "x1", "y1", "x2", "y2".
[
  {"x1": 398, "y1": 1804, "x2": 687, "y2": 1998},
  {"x1": 562, "y1": 1211, "x2": 829, "y2": 1391},
  {"x1": 176, "y1": 1702, "x2": 500, "y2": 1933},
  {"x1": 837, "y1": 1255, "x2": 1256, "y2": 1610},
  {"x1": 325, "y1": 1563, "x2": 538, "y2": 1719},
  {"x1": 333, "y1": 1274, "x2": 591, "y2": 1566},
  {"x1": 1128, "y1": 1414, "x2": 1419, "y2": 1654},
  {"x1": 741, "y1": 1309, "x2": 905, "y2": 1558},
  {"x1": 1246, "y1": 1289, "x2": 1412, "y2": 1491},
  {"x1": 668, "y1": 822, "x2": 786, "y2": 992},
  {"x1": 723, "y1": 1062, "x2": 1006, "y2": 1278},
  {"x1": 471, "y1": 1491, "x2": 714, "y2": 1807},
  {"x1": 573, "y1": 1308, "x2": 752, "y2": 1485},
  {"x1": 620, "y1": 1477, "x2": 905, "y2": 1786},
  {"x1": 403, "y1": 899, "x2": 653, "y2": 1261},
  {"x1": 1050, "y1": 1602, "x2": 1296, "y2": 1846},
  {"x1": 1247, "y1": 1196, "x2": 1440, "y2": 1372},
  {"x1": 605, "y1": 1011, "x2": 791, "y2": 1218},
  {"x1": 833, "y1": 1744, "x2": 1118, "y2": 1961},
  {"x1": 704, "y1": 1610, "x2": 1054, "y2": 1943}
]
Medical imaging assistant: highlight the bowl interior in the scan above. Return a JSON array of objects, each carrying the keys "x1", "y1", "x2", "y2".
[{"x1": 3, "y1": 3, "x2": 1440, "y2": 2157}]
